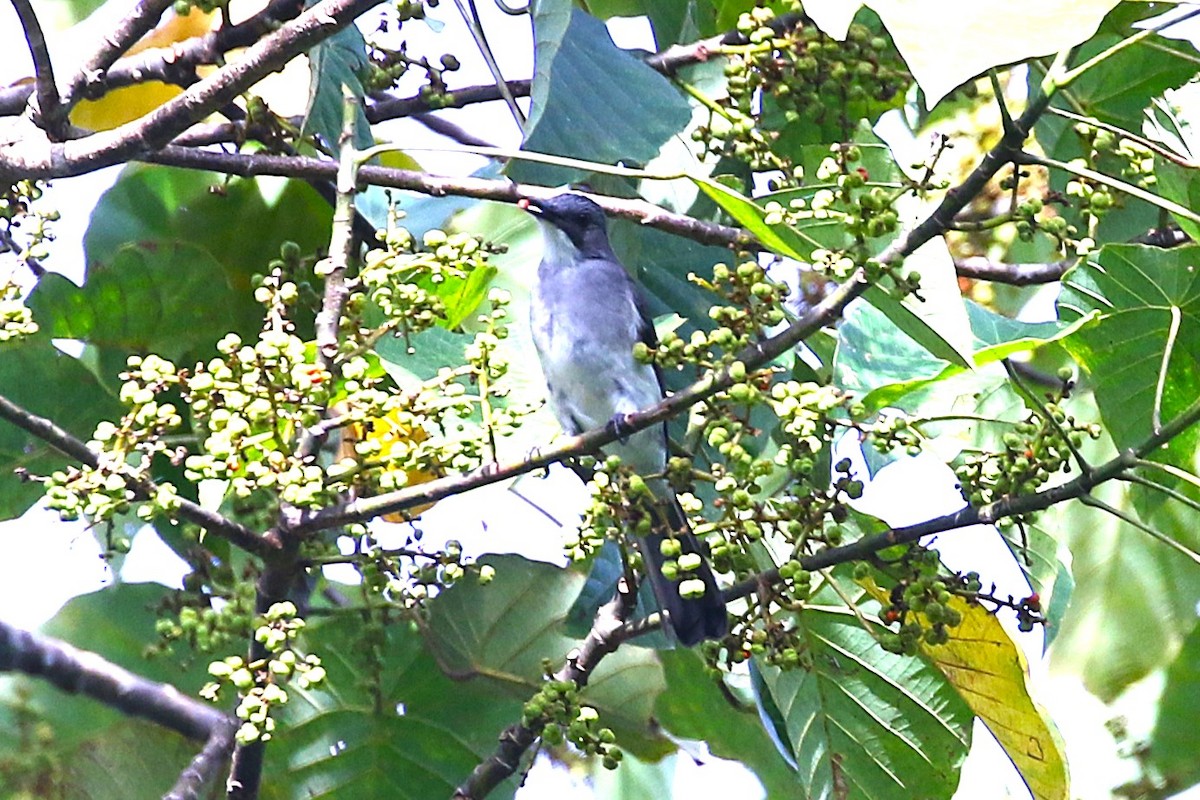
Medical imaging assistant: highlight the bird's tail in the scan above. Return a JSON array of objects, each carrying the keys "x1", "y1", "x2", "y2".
[{"x1": 638, "y1": 498, "x2": 728, "y2": 647}]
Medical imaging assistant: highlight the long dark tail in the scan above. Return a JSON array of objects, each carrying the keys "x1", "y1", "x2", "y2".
[{"x1": 638, "y1": 498, "x2": 728, "y2": 646}]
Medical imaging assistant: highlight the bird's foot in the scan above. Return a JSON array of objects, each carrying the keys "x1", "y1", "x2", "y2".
[{"x1": 607, "y1": 413, "x2": 634, "y2": 444}]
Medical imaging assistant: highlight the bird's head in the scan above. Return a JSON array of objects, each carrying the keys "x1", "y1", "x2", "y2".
[{"x1": 519, "y1": 193, "x2": 613, "y2": 258}]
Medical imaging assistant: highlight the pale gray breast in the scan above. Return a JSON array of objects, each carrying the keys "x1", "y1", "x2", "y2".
[{"x1": 531, "y1": 256, "x2": 666, "y2": 474}]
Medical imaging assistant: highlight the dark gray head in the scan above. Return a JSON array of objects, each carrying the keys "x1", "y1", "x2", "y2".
[{"x1": 521, "y1": 193, "x2": 614, "y2": 259}]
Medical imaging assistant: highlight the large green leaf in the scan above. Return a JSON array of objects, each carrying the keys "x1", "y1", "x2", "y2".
[
  {"x1": 83, "y1": 165, "x2": 332, "y2": 329},
  {"x1": 424, "y1": 554, "x2": 671, "y2": 760},
  {"x1": 1048, "y1": 477, "x2": 1200, "y2": 700},
  {"x1": 0, "y1": 335, "x2": 122, "y2": 519},
  {"x1": 512, "y1": 4, "x2": 692, "y2": 185},
  {"x1": 749, "y1": 608, "x2": 973, "y2": 800},
  {"x1": 1149, "y1": 617, "x2": 1200, "y2": 791},
  {"x1": 263, "y1": 615, "x2": 523, "y2": 800},
  {"x1": 655, "y1": 649, "x2": 798, "y2": 797},
  {"x1": 1057, "y1": 244, "x2": 1200, "y2": 474},
  {"x1": 29, "y1": 243, "x2": 238, "y2": 363}
]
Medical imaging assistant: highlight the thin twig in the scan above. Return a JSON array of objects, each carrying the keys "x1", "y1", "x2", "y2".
[{"x1": 451, "y1": 0, "x2": 525, "y2": 131}]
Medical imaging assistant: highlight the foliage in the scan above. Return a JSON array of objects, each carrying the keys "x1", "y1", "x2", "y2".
[{"x1": 1, "y1": 1, "x2": 1200, "y2": 799}]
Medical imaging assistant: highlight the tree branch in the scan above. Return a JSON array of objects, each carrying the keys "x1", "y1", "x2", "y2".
[
  {"x1": 0, "y1": 0, "x2": 384, "y2": 182},
  {"x1": 0, "y1": 619, "x2": 236, "y2": 800},
  {"x1": 10, "y1": 0, "x2": 64, "y2": 136},
  {"x1": 0, "y1": 392, "x2": 278, "y2": 556},
  {"x1": 0, "y1": 0, "x2": 308, "y2": 115},
  {"x1": 954, "y1": 256, "x2": 1073, "y2": 285}
]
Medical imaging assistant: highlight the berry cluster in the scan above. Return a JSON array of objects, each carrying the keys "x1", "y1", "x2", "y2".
[
  {"x1": 1, "y1": 179, "x2": 57, "y2": 265},
  {"x1": 0, "y1": 281, "x2": 38, "y2": 343},
  {"x1": 955, "y1": 387, "x2": 1100, "y2": 517},
  {"x1": 152, "y1": 567, "x2": 257, "y2": 656},
  {"x1": 201, "y1": 602, "x2": 327, "y2": 745},
  {"x1": 876, "y1": 548, "x2": 966, "y2": 653},
  {"x1": 692, "y1": 8, "x2": 906, "y2": 182},
  {"x1": 522, "y1": 679, "x2": 621, "y2": 770}
]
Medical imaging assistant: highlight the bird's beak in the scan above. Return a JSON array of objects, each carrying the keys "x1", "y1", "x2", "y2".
[{"x1": 518, "y1": 197, "x2": 544, "y2": 216}]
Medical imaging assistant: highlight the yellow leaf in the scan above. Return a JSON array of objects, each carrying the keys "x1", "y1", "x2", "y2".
[
  {"x1": 341, "y1": 409, "x2": 440, "y2": 520},
  {"x1": 865, "y1": 579, "x2": 1069, "y2": 800},
  {"x1": 72, "y1": 82, "x2": 184, "y2": 131},
  {"x1": 69, "y1": 8, "x2": 217, "y2": 131}
]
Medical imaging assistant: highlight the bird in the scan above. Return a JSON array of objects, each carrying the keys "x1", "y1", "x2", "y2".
[{"x1": 520, "y1": 191, "x2": 727, "y2": 646}]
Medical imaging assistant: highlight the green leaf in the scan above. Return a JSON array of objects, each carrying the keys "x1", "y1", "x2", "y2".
[
  {"x1": 655, "y1": 649, "x2": 796, "y2": 796},
  {"x1": 1057, "y1": 244, "x2": 1200, "y2": 474},
  {"x1": 1048, "y1": 477, "x2": 1200, "y2": 700},
  {"x1": 29, "y1": 243, "x2": 238, "y2": 363},
  {"x1": 512, "y1": 5, "x2": 692, "y2": 185},
  {"x1": 749, "y1": 608, "x2": 973, "y2": 800},
  {"x1": 435, "y1": 264, "x2": 498, "y2": 331},
  {"x1": 1148, "y1": 91, "x2": 1200, "y2": 243},
  {"x1": 83, "y1": 165, "x2": 332, "y2": 337},
  {"x1": 302, "y1": 20, "x2": 374, "y2": 152},
  {"x1": 833, "y1": 298, "x2": 960, "y2": 404},
  {"x1": 263, "y1": 616, "x2": 523, "y2": 800},
  {"x1": 1032, "y1": 9, "x2": 1199, "y2": 243},
  {"x1": 1149, "y1": 617, "x2": 1200, "y2": 790},
  {"x1": 374, "y1": 325, "x2": 472, "y2": 385},
  {"x1": 692, "y1": 177, "x2": 813, "y2": 260},
  {"x1": 856, "y1": 300, "x2": 1093, "y2": 413},
  {"x1": 425, "y1": 554, "x2": 671, "y2": 760},
  {"x1": 863, "y1": 286, "x2": 972, "y2": 368},
  {"x1": 0, "y1": 336, "x2": 122, "y2": 519}
]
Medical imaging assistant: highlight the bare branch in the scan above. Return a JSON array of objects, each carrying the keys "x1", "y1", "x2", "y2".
[
  {"x1": 0, "y1": 0, "x2": 385, "y2": 182},
  {"x1": 143, "y1": 144, "x2": 756, "y2": 248},
  {"x1": 0, "y1": 392, "x2": 278, "y2": 556},
  {"x1": 954, "y1": 255, "x2": 1072, "y2": 285},
  {"x1": 0, "y1": 619, "x2": 236, "y2": 800},
  {"x1": 10, "y1": 0, "x2": 64, "y2": 136}
]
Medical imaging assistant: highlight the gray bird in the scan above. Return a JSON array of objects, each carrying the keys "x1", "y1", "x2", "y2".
[{"x1": 522, "y1": 192, "x2": 727, "y2": 646}]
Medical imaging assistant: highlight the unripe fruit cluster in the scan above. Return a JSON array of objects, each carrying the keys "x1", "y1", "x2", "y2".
[
  {"x1": 877, "y1": 547, "x2": 964, "y2": 655},
  {"x1": 0, "y1": 282, "x2": 38, "y2": 342},
  {"x1": 201, "y1": 602, "x2": 327, "y2": 745},
  {"x1": 955, "y1": 400, "x2": 1100, "y2": 515},
  {"x1": 522, "y1": 679, "x2": 622, "y2": 770}
]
